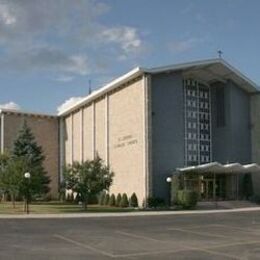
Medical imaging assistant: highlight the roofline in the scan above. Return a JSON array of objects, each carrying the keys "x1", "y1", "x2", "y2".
[
  {"x1": 0, "y1": 108, "x2": 57, "y2": 118},
  {"x1": 219, "y1": 59, "x2": 259, "y2": 91},
  {"x1": 145, "y1": 58, "x2": 259, "y2": 90},
  {"x1": 144, "y1": 58, "x2": 222, "y2": 73},
  {"x1": 56, "y1": 58, "x2": 259, "y2": 116},
  {"x1": 58, "y1": 67, "x2": 144, "y2": 116}
]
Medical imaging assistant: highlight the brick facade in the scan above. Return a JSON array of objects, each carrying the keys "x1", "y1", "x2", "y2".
[{"x1": 0, "y1": 111, "x2": 59, "y2": 198}]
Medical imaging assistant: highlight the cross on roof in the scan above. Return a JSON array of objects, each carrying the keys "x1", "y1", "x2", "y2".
[{"x1": 217, "y1": 50, "x2": 223, "y2": 58}]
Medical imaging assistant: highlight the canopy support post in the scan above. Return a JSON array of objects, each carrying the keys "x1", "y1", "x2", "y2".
[
  {"x1": 213, "y1": 172, "x2": 217, "y2": 207},
  {"x1": 236, "y1": 173, "x2": 239, "y2": 200}
]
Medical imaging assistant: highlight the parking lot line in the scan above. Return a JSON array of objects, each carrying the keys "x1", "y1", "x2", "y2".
[
  {"x1": 54, "y1": 234, "x2": 114, "y2": 258},
  {"x1": 168, "y1": 227, "x2": 234, "y2": 239},
  {"x1": 113, "y1": 248, "x2": 196, "y2": 258},
  {"x1": 115, "y1": 230, "x2": 167, "y2": 243},
  {"x1": 115, "y1": 230, "x2": 239, "y2": 259},
  {"x1": 112, "y1": 241, "x2": 240, "y2": 259},
  {"x1": 203, "y1": 239, "x2": 260, "y2": 250},
  {"x1": 211, "y1": 223, "x2": 260, "y2": 233}
]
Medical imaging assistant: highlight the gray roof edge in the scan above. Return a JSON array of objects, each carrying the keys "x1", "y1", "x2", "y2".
[
  {"x1": 58, "y1": 67, "x2": 144, "y2": 117},
  {"x1": 145, "y1": 58, "x2": 259, "y2": 91},
  {"x1": 59, "y1": 58, "x2": 260, "y2": 116},
  {"x1": 0, "y1": 108, "x2": 57, "y2": 118}
]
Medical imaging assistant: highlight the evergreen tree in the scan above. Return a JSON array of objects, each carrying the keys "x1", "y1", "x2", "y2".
[
  {"x1": 104, "y1": 193, "x2": 110, "y2": 205},
  {"x1": 116, "y1": 193, "x2": 122, "y2": 207},
  {"x1": 120, "y1": 193, "x2": 129, "y2": 208},
  {"x1": 12, "y1": 121, "x2": 50, "y2": 197},
  {"x1": 109, "y1": 194, "x2": 116, "y2": 206},
  {"x1": 129, "y1": 193, "x2": 138, "y2": 207},
  {"x1": 0, "y1": 153, "x2": 11, "y2": 201}
]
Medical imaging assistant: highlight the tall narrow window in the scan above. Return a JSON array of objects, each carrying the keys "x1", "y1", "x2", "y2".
[{"x1": 216, "y1": 86, "x2": 225, "y2": 127}]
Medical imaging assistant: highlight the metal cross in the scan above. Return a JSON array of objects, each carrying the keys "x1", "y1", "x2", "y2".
[{"x1": 217, "y1": 50, "x2": 223, "y2": 58}]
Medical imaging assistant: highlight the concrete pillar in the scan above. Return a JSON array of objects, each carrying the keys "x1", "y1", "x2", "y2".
[
  {"x1": 92, "y1": 102, "x2": 96, "y2": 159},
  {"x1": 105, "y1": 94, "x2": 109, "y2": 165},
  {"x1": 59, "y1": 117, "x2": 64, "y2": 182}
]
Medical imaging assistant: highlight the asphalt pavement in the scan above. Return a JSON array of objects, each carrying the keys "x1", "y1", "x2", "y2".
[{"x1": 1, "y1": 210, "x2": 260, "y2": 259}]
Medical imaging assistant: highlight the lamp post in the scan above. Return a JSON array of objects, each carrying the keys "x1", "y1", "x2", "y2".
[
  {"x1": 166, "y1": 177, "x2": 172, "y2": 183},
  {"x1": 24, "y1": 172, "x2": 31, "y2": 214},
  {"x1": 166, "y1": 177, "x2": 172, "y2": 206}
]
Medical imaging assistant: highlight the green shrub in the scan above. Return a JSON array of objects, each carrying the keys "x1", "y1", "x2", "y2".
[
  {"x1": 88, "y1": 194, "x2": 98, "y2": 204},
  {"x1": 120, "y1": 193, "x2": 129, "y2": 207},
  {"x1": 147, "y1": 197, "x2": 166, "y2": 208},
  {"x1": 116, "y1": 193, "x2": 122, "y2": 207},
  {"x1": 109, "y1": 194, "x2": 116, "y2": 206},
  {"x1": 177, "y1": 190, "x2": 198, "y2": 209},
  {"x1": 98, "y1": 191, "x2": 106, "y2": 205},
  {"x1": 129, "y1": 193, "x2": 138, "y2": 207},
  {"x1": 104, "y1": 193, "x2": 110, "y2": 205}
]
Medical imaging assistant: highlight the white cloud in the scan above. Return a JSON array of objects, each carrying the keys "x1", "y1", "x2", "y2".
[
  {"x1": 67, "y1": 55, "x2": 89, "y2": 75},
  {"x1": 101, "y1": 26, "x2": 142, "y2": 54},
  {"x1": 57, "y1": 96, "x2": 84, "y2": 114},
  {"x1": 0, "y1": 46, "x2": 91, "y2": 75},
  {"x1": 0, "y1": 101, "x2": 21, "y2": 110},
  {"x1": 0, "y1": 1, "x2": 145, "y2": 76},
  {"x1": 0, "y1": 3, "x2": 16, "y2": 25},
  {"x1": 168, "y1": 38, "x2": 203, "y2": 54}
]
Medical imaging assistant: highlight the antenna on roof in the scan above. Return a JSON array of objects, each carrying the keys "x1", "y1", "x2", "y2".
[
  {"x1": 88, "y1": 79, "x2": 92, "y2": 95},
  {"x1": 217, "y1": 50, "x2": 223, "y2": 59}
]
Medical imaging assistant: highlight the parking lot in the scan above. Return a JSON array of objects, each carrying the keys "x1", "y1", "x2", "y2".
[{"x1": 1, "y1": 211, "x2": 260, "y2": 259}]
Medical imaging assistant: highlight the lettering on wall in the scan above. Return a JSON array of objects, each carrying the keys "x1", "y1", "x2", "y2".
[{"x1": 114, "y1": 135, "x2": 138, "y2": 149}]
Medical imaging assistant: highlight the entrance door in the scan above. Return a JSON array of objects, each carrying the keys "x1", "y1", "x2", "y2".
[
  {"x1": 216, "y1": 176, "x2": 226, "y2": 199},
  {"x1": 201, "y1": 179, "x2": 214, "y2": 200}
]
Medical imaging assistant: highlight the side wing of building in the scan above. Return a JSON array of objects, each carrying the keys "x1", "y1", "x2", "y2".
[
  {"x1": 0, "y1": 111, "x2": 59, "y2": 198},
  {"x1": 250, "y1": 93, "x2": 260, "y2": 196},
  {"x1": 61, "y1": 75, "x2": 150, "y2": 205}
]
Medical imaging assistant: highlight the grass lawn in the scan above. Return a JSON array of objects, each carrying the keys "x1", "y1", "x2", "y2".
[{"x1": 0, "y1": 201, "x2": 136, "y2": 214}]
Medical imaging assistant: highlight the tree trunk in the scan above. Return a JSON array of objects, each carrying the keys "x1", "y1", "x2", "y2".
[
  {"x1": 83, "y1": 197, "x2": 88, "y2": 211},
  {"x1": 24, "y1": 199, "x2": 27, "y2": 213},
  {"x1": 2, "y1": 193, "x2": 6, "y2": 202},
  {"x1": 11, "y1": 193, "x2": 15, "y2": 209}
]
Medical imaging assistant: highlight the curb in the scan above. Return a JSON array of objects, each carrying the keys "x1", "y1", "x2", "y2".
[{"x1": 0, "y1": 207, "x2": 260, "y2": 219}]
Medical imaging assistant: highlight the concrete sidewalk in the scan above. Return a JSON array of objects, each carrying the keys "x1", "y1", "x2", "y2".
[{"x1": 1, "y1": 206, "x2": 260, "y2": 219}]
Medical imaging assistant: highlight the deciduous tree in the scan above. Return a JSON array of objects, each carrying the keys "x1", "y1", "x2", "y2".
[{"x1": 63, "y1": 156, "x2": 114, "y2": 210}]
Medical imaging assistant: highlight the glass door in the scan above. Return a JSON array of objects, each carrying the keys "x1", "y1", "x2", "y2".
[{"x1": 201, "y1": 179, "x2": 214, "y2": 200}]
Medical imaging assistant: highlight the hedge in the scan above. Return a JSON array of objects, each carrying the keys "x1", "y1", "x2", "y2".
[
  {"x1": 104, "y1": 193, "x2": 110, "y2": 205},
  {"x1": 109, "y1": 194, "x2": 116, "y2": 206},
  {"x1": 129, "y1": 193, "x2": 138, "y2": 207},
  {"x1": 120, "y1": 193, "x2": 129, "y2": 207},
  {"x1": 116, "y1": 193, "x2": 122, "y2": 207},
  {"x1": 147, "y1": 197, "x2": 165, "y2": 208},
  {"x1": 177, "y1": 190, "x2": 198, "y2": 209}
]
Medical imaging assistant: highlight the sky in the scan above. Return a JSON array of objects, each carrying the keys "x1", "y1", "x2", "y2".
[{"x1": 0, "y1": 0, "x2": 260, "y2": 114}]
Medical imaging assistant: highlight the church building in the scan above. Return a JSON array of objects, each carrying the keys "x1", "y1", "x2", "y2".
[{"x1": 1, "y1": 58, "x2": 260, "y2": 205}]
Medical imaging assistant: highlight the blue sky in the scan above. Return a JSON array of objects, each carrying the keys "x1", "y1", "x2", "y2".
[{"x1": 0, "y1": 0, "x2": 259, "y2": 114}]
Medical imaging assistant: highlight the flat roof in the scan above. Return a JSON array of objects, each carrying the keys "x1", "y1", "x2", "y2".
[
  {"x1": 0, "y1": 108, "x2": 57, "y2": 119},
  {"x1": 58, "y1": 58, "x2": 260, "y2": 117}
]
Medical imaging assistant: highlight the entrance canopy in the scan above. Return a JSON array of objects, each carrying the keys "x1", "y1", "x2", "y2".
[{"x1": 176, "y1": 162, "x2": 260, "y2": 174}]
